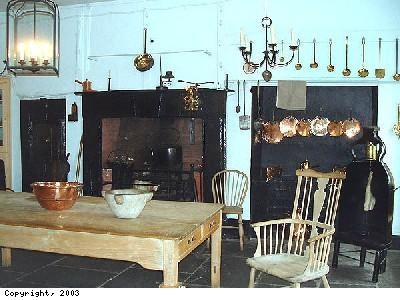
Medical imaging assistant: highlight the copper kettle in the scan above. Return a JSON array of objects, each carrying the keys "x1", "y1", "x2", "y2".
[{"x1": 75, "y1": 79, "x2": 92, "y2": 92}]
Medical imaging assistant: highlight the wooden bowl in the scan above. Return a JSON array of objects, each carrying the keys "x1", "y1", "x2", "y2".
[{"x1": 31, "y1": 182, "x2": 84, "y2": 211}]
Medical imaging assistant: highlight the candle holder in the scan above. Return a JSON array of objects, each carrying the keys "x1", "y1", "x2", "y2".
[{"x1": 239, "y1": 16, "x2": 298, "y2": 82}]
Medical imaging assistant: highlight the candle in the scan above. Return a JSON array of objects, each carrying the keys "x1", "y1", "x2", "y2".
[
  {"x1": 240, "y1": 29, "x2": 246, "y2": 48},
  {"x1": 17, "y1": 42, "x2": 25, "y2": 61},
  {"x1": 264, "y1": 0, "x2": 268, "y2": 17},
  {"x1": 290, "y1": 30, "x2": 296, "y2": 46},
  {"x1": 270, "y1": 25, "x2": 276, "y2": 44}
]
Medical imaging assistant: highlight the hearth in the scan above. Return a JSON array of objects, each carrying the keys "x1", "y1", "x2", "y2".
[{"x1": 80, "y1": 89, "x2": 227, "y2": 202}]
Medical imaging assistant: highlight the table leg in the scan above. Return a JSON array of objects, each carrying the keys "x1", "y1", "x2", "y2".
[
  {"x1": 160, "y1": 240, "x2": 180, "y2": 288},
  {"x1": 211, "y1": 214, "x2": 222, "y2": 288},
  {"x1": 1, "y1": 247, "x2": 11, "y2": 267}
]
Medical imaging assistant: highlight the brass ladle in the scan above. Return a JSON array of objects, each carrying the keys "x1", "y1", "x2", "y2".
[
  {"x1": 310, "y1": 38, "x2": 318, "y2": 68},
  {"x1": 342, "y1": 36, "x2": 351, "y2": 76},
  {"x1": 393, "y1": 38, "x2": 400, "y2": 81},
  {"x1": 327, "y1": 38, "x2": 335, "y2": 72},
  {"x1": 295, "y1": 39, "x2": 302, "y2": 70},
  {"x1": 358, "y1": 37, "x2": 369, "y2": 78},
  {"x1": 375, "y1": 37, "x2": 385, "y2": 78}
]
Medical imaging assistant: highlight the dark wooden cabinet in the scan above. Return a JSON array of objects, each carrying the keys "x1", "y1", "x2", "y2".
[
  {"x1": 20, "y1": 99, "x2": 67, "y2": 192},
  {"x1": 250, "y1": 85, "x2": 378, "y2": 222}
]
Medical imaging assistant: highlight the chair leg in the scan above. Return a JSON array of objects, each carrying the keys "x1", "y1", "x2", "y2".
[
  {"x1": 293, "y1": 283, "x2": 300, "y2": 288},
  {"x1": 360, "y1": 246, "x2": 367, "y2": 267},
  {"x1": 372, "y1": 250, "x2": 383, "y2": 283},
  {"x1": 321, "y1": 275, "x2": 330, "y2": 288},
  {"x1": 331, "y1": 240, "x2": 340, "y2": 268},
  {"x1": 238, "y1": 214, "x2": 244, "y2": 251},
  {"x1": 248, "y1": 267, "x2": 256, "y2": 288}
]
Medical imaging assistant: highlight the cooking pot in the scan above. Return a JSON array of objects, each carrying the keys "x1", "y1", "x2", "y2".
[
  {"x1": 279, "y1": 116, "x2": 298, "y2": 137},
  {"x1": 153, "y1": 146, "x2": 183, "y2": 170},
  {"x1": 265, "y1": 166, "x2": 282, "y2": 181},
  {"x1": 310, "y1": 116, "x2": 330, "y2": 136},
  {"x1": 343, "y1": 117, "x2": 361, "y2": 138},
  {"x1": 296, "y1": 119, "x2": 311, "y2": 137},
  {"x1": 262, "y1": 121, "x2": 283, "y2": 144},
  {"x1": 327, "y1": 120, "x2": 344, "y2": 137}
]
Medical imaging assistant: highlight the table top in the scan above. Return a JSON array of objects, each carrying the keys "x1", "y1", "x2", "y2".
[{"x1": 0, "y1": 192, "x2": 224, "y2": 240}]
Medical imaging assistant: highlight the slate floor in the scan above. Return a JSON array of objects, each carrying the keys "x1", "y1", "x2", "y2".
[{"x1": 1, "y1": 238, "x2": 399, "y2": 289}]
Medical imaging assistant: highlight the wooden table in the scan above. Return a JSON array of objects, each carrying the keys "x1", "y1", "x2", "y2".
[{"x1": 0, "y1": 192, "x2": 223, "y2": 288}]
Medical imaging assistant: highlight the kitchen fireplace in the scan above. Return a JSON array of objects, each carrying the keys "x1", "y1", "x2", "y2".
[
  {"x1": 80, "y1": 89, "x2": 226, "y2": 202},
  {"x1": 101, "y1": 116, "x2": 204, "y2": 200}
]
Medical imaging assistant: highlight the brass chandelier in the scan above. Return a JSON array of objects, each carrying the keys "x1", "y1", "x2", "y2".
[
  {"x1": 239, "y1": 16, "x2": 298, "y2": 82},
  {"x1": 6, "y1": 0, "x2": 60, "y2": 76}
]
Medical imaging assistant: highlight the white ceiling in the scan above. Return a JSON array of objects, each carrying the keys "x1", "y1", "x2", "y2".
[{"x1": 0, "y1": 0, "x2": 114, "y2": 12}]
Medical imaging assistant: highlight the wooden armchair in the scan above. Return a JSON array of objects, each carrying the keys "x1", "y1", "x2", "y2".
[
  {"x1": 212, "y1": 169, "x2": 249, "y2": 251},
  {"x1": 247, "y1": 168, "x2": 346, "y2": 287}
]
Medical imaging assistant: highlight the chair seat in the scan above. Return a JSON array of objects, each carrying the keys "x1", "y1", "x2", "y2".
[
  {"x1": 247, "y1": 254, "x2": 329, "y2": 283},
  {"x1": 222, "y1": 206, "x2": 243, "y2": 214}
]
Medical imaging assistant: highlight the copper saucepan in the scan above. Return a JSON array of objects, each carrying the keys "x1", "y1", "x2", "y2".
[
  {"x1": 134, "y1": 28, "x2": 154, "y2": 72},
  {"x1": 343, "y1": 117, "x2": 361, "y2": 138},
  {"x1": 310, "y1": 116, "x2": 330, "y2": 136},
  {"x1": 262, "y1": 121, "x2": 283, "y2": 144},
  {"x1": 328, "y1": 120, "x2": 344, "y2": 137},
  {"x1": 265, "y1": 166, "x2": 282, "y2": 181},
  {"x1": 279, "y1": 116, "x2": 298, "y2": 138},
  {"x1": 296, "y1": 119, "x2": 311, "y2": 137}
]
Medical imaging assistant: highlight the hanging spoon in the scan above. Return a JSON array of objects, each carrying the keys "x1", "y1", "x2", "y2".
[
  {"x1": 239, "y1": 80, "x2": 250, "y2": 130},
  {"x1": 358, "y1": 36, "x2": 369, "y2": 77},
  {"x1": 327, "y1": 38, "x2": 335, "y2": 72},
  {"x1": 236, "y1": 80, "x2": 241, "y2": 113},
  {"x1": 342, "y1": 36, "x2": 351, "y2": 76},
  {"x1": 254, "y1": 80, "x2": 263, "y2": 131},
  {"x1": 375, "y1": 37, "x2": 385, "y2": 78},
  {"x1": 295, "y1": 39, "x2": 302, "y2": 70},
  {"x1": 310, "y1": 38, "x2": 318, "y2": 68},
  {"x1": 393, "y1": 38, "x2": 400, "y2": 81}
]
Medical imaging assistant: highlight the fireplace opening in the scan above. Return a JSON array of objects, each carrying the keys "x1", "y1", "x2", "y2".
[{"x1": 101, "y1": 117, "x2": 204, "y2": 201}]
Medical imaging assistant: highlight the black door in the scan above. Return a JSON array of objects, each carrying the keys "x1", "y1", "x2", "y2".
[{"x1": 20, "y1": 99, "x2": 68, "y2": 192}]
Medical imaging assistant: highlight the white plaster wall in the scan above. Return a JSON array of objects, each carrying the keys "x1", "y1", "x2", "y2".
[{"x1": 1, "y1": 0, "x2": 400, "y2": 234}]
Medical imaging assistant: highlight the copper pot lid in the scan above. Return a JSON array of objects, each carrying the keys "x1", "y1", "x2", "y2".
[
  {"x1": 279, "y1": 116, "x2": 298, "y2": 137},
  {"x1": 262, "y1": 121, "x2": 283, "y2": 144},
  {"x1": 328, "y1": 120, "x2": 344, "y2": 137},
  {"x1": 310, "y1": 116, "x2": 330, "y2": 136},
  {"x1": 296, "y1": 119, "x2": 311, "y2": 137},
  {"x1": 343, "y1": 117, "x2": 361, "y2": 138}
]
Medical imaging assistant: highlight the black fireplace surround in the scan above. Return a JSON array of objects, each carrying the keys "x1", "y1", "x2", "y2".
[{"x1": 80, "y1": 89, "x2": 227, "y2": 202}]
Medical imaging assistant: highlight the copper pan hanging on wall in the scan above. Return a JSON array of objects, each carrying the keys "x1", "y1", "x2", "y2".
[
  {"x1": 279, "y1": 116, "x2": 298, "y2": 137},
  {"x1": 310, "y1": 116, "x2": 330, "y2": 136},
  {"x1": 327, "y1": 120, "x2": 344, "y2": 137},
  {"x1": 262, "y1": 121, "x2": 283, "y2": 144},
  {"x1": 296, "y1": 118, "x2": 311, "y2": 137},
  {"x1": 134, "y1": 28, "x2": 154, "y2": 72}
]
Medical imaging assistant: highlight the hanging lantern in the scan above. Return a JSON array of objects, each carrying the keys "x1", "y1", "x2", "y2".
[{"x1": 6, "y1": 0, "x2": 60, "y2": 76}]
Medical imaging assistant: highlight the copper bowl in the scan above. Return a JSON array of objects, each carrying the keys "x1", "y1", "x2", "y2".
[
  {"x1": 265, "y1": 166, "x2": 282, "y2": 181},
  {"x1": 31, "y1": 182, "x2": 84, "y2": 211}
]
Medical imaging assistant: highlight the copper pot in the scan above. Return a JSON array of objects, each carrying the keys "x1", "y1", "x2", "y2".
[
  {"x1": 279, "y1": 116, "x2": 298, "y2": 137},
  {"x1": 343, "y1": 117, "x2": 361, "y2": 138},
  {"x1": 328, "y1": 120, "x2": 344, "y2": 137},
  {"x1": 310, "y1": 116, "x2": 330, "y2": 136},
  {"x1": 262, "y1": 121, "x2": 283, "y2": 144},
  {"x1": 296, "y1": 119, "x2": 311, "y2": 137},
  {"x1": 265, "y1": 166, "x2": 282, "y2": 181}
]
